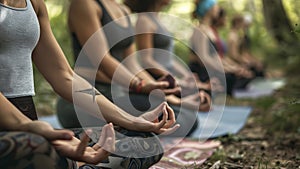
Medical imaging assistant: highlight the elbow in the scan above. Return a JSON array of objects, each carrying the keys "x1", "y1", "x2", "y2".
[
  {"x1": 140, "y1": 57, "x2": 151, "y2": 68},
  {"x1": 52, "y1": 70, "x2": 74, "y2": 101}
]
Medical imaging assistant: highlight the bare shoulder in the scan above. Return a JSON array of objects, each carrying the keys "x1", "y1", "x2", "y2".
[
  {"x1": 68, "y1": 0, "x2": 102, "y2": 30},
  {"x1": 29, "y1": 0, "x2": 40, "y2": 14},
  {"x1": 136, "y1": 14, "x2": 155, "y2": 28},
  {"x1": 228, "y1": 30, "x2": 238, "y2": 41},
  {"x1": 136, "y1": 14, "x2": 156, "y2": 34},
  {"x1": 119, "y1": 3, "x2": 131, "y2": 15},
  {"x1": 137, "y1": 14, "x2": 152, "y2": 23},
  {"x1": 69, "y1": 0, "x2": 101, "y2": 17},
  {"x1": 192, "y1": 26, "x2": 205, "y2": 39}
]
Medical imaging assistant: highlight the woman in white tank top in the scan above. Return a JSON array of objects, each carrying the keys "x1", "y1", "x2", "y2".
[{"x1": 0, "y1": 0, "x2": 178, "y2": 168}]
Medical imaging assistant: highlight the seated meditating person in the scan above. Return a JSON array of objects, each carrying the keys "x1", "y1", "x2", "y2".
[
  {"x1": 57, "y1": 0, "x2": 194, "y2": 138},
  {"x1": 189, "y1": 0, "x2": 254, "y2": 95},
  {"x1": 125, "y1": 0, "x2": 212, "y2": 112},
  {"x1": 227, "y1": 15, "x2": 265, "y2": 78},
  {"x1": 0, "y1": 0, "x2": 179, "y2": 168}
]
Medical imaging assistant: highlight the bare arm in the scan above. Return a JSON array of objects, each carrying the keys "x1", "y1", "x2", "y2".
[
  {"x1": 32, "y1": 0, "x2": 177, "y2": 133},
  {"x1": 227, "y1": 31, "x2": 241, "y2": 63},
  {"x1": 191, "y1": 28, "x2": 223, "y2": 72},
  {"x1": 135, "y1": 15, "x2": 169, "y2": 77},
  {"x1": 0, "y1": 92, "x2": 115, "y2": 163},
  {"x1": 69, "y1": 0, "x2": 171, "y2": 93},
  {"x1": 76, "y1": 67, "x2": 111, "y2": 84},
  {"x1": 118, "y1": 6, "x2": 156, "y2": 82},
  {"x1": 0, "y1": 93, "x2": 31, "y2": 131},
  {"x1": 172, "y1": 59, "x2": 191, "y2": 78},
  {"x1": 68, "y1": 0, "x2": 138, "y2": 87},
  {"x1": 0, "y1": 91, "x2": 77, "y2": 140},
  {"x1": 31, "y1": 0, "x2": 137, "y2": 128},
  {"x1": 122, "y1": 44, "x2": 156, "y2": 82}
]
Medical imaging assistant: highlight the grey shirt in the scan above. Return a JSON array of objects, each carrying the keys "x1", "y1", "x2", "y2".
[{"x1": 0, "y1": 0, "x2": 40, "y2": 98}]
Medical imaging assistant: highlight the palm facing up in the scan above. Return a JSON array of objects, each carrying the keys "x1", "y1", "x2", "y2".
[{"x1": 52, "y1": 123, "x2": 115, "y2": 165}]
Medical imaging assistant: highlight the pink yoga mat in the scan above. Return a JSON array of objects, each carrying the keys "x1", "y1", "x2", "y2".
[{"x1": 150, "y1": 138, "x2": 221, "y2": 169}]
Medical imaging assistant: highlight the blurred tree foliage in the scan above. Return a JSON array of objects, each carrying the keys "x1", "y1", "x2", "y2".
[
  {"x1": 263, "y1": 0, "x2": 297, "y2": 44},
  {"x1": 33, "y1": 0, "x2": 72, "y2": 115},
  {"x1": 34, "y1": 0, "x2": 299, "y2": 115},
  {"x1": 46, "y1": 0, "x2": 73, "y2": 65}
]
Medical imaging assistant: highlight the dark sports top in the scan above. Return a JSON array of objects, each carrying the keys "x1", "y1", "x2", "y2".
[
  {"x1": 191, "y1": 33, "x2": 218, "y2": 58},
  {"x1": 146, "y1": 13, "x2": 174, "y2": 69},
  {"x1": 72, "y1": 0, "x2": 135, "y2": 68}
]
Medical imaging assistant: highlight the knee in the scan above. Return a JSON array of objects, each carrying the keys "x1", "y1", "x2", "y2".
[
  {"x1": 114, "y1": 131, "x2": 164, "y2": 169},
  {"x1": 0, "y1": 132, "x2": 56, "y2": 168}
]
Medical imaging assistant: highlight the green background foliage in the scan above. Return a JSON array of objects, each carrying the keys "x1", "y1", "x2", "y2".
[{"x1": 34, "y1": 0, "x2": 299, "y2": 115}]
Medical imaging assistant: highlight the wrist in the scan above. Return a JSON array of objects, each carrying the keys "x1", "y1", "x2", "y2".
[
  {"x1": 15, "y1": 121, "x2": 32, "y2": 132},
  {"x1": 129, "y1": 77, "x2": 139, "y2": 89},
  {"x1": 166, "y1": 95, "x2": 181, "y2": 105},
  {"x1": 129, "y1": 78, "x2": 145, "y2": 93},
  {"x1": 120, "y1": 116, "x2": 142, "y2": 131}
]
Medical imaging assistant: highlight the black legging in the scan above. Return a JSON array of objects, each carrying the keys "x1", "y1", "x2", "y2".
[
  {"x1": 189, "y1": 61, "x2": 237, "y2": 95},
  {"x1": 8, "y1": 96, "x2": 38, "y2": 120},
  {"x1": 189, "y1": 61, "x2": 255, "y2": 95}
]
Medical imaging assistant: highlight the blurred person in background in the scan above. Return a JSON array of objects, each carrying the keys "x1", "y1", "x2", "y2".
[
  {"x1": 59, "y1": 0, "x2": 208, "y2": 139},
  {"x1": 125, "y1": 0, "x2": 213, "y2": 112},
  {"x1": 189, "y1": 0, "x2": 254, "y2": 95},
  {"x1": 227, "y1": 14, "x2": 265, "y2": 78},
  {"x1": 211, "y1": 8, "x2": 256, "y2": 83}
]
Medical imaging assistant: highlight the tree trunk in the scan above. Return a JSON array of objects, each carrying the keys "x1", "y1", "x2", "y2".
[{"x1": 262, "y1": 0, "x2": 298, "y2": 45}]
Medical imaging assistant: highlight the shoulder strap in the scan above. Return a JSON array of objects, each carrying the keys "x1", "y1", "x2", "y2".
[{"x1": 95, "y1": 0, "x2": 112, "y2": 24}]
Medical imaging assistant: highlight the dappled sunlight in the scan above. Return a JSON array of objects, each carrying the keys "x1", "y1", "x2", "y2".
[
  {"x1": 282, "y1": 0, "x2": 300, "y2": 24},
  {"x1": 45, "y1": 1, "x2": 64, "y2": 18},
  {"x1": 168, "y1": 2, "x2": 194, "y2": 15}
]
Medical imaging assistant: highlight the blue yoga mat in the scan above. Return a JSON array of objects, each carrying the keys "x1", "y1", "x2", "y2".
[
  {"x1": 233, "y1": 78, "x2": 285, "y2": 99},
  {"x1": 190, "y1": 106, "x2": 252, "y2": 139}
]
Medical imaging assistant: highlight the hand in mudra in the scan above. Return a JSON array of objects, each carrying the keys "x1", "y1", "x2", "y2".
[
  {"x1": 134, "y1": 102, "x2": 180, "y2": 135},
  {"x1": 52, "y1": 123, "x2": 115, "y2": 164}
]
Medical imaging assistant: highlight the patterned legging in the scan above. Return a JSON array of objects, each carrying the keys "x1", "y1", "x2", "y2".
[
  {"x1": 0, "y1": 132, "x2": 76, "y2": 169},
  {"x1": 74, "y1": 127, "x2": 164, "y2": 169},
  {"x1": 0, "y1": 129, "x2": 163, "y2": 169}
]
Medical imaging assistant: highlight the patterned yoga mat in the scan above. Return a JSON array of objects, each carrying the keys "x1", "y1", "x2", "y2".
[{"x1": 149, "y1": 138, "x2": 221, "y2": 169}]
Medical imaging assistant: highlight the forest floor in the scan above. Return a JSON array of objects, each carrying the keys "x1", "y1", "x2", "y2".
[{"x1": 198, "y1": 76, "x2": 300, "y2": 169}]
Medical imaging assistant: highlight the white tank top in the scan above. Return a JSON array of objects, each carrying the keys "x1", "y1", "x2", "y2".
[{"x1": 0, "y1": 0, "x2": 40, "y2": 98}]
